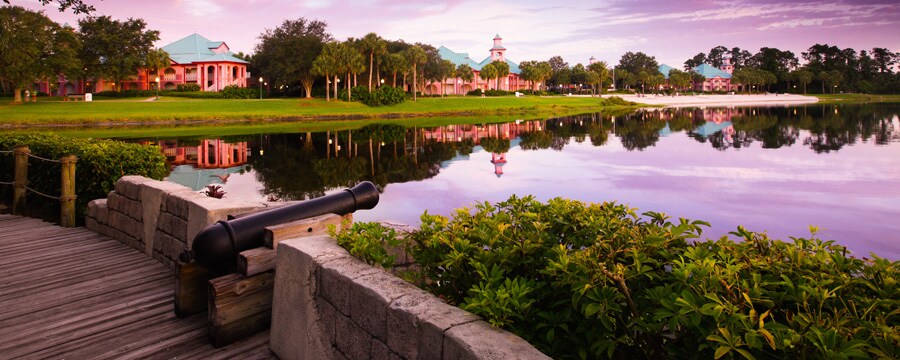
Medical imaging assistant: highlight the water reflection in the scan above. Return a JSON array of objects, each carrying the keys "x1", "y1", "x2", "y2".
[{"x1": 147, "y1": 103, "x2": 900, "y2": 258}]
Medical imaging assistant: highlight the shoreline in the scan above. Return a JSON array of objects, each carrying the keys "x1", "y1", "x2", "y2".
[{"x1": 609, "y1": 93, "x2": 820, "y2": 108}]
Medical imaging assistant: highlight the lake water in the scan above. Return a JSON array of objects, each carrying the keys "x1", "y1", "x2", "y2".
[{"x1": 137, "y1": 103, "x2": 900, "y2": 259}]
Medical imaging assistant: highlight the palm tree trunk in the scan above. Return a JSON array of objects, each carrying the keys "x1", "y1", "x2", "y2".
[
  {"x1": 392, "y1": 72, "x2": 397, "y2": 87},
  {"x1": 413, "y1": 64, "x2": 418, "y2": 102},
  {"x1": 325, "y1": 73, "x2": 330, "y2": 101},
  {"x1": 333, "y1": 75, "x2": 339, "y2": 100},
  {"x1": 347, "y1": 73, "x2": 351, "y2": 101},
  {"x1": 368, "y1": 52, "x2": 374, "y2": 92}
]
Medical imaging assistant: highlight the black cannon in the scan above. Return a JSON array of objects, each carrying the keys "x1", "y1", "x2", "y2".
[{"x1": 182, "y1": 181, "x2": 379, "y2": 272}]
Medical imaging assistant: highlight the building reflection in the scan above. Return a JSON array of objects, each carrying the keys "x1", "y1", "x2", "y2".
[{"x1": 151, "y1": 139, "x2": 251, "y2": 190}]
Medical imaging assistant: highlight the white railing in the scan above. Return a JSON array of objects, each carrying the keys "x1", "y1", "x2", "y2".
[
  {"x1": 185, "y1": 73, "x2": 198, "y2": 81},
  {"x1": 164, "y1": 74, "x2": 176, "y2": 81}
]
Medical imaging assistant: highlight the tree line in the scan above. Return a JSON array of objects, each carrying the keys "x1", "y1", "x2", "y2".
[{"x1": 1, "y1": 6, "x2": 164, "y2": 102}]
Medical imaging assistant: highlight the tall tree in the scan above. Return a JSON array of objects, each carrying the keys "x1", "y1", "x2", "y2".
[
  {"x1": 617, "y1": 52, "x2": 659, "y2": 77},
  {"x1": 254, "y1": 18, "x2": 332, "y2": 98},
  {"x1": 587, "y1": 61, "x2": 610, "y2": 95},
  {"x1": 792, "y1": 69, "x2": 813, "y2": 94},
  {"x1": 0, "y1": 6, "x2": 81, "y2": 101},
  {"x1": 78, "y1": 15, "x2": 159, "y2": 92},
  {"x1": 547, "y1": 55, "x2": 569, "y2": 88},
  {"x1": 668, "y1": 69, "x2": 691, "y2": 92},
  {"x1": 312, "y1": 42, "x2": 340, "y2": 101},
  {"x1": 479, "y1": 63, "x2": 497, "y2": 91},
  {"x1": 706, "y1": 46, "x2": 729, "y2": 67},
  {"x1": 684, "y1": 53, "x2": 706, "y2": 70},
  {"x1": 357, "y1": 33, "x2": 386, "y2": 91},
  {"x1": 456, "y1": 63, "x2": 474, "y2": 94},
  {"x1": 144, "y1": 47, "x2": 169, "y2": 90},
  {"x1": 337, "y1": 40, "x2": 364, "y2": 101},
  {"x1": 402, "y1": 45, "x2": 426, "y2": 101},
  {"x1": 381, "y1": 52, "x2": 406, "y2": 87},
  {"x1": 492, "y1": 60, "x2": 509, "y2": 90},
  {"x1": 870, "y1": 48, "x2": 898, "y2": 74}
]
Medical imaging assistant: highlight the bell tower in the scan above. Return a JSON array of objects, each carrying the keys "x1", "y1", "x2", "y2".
[
  {"x1": 722, "y1": 56, "x2": 734, "y2": 74},
  {"x1": 490, "y1": 34, "x2": 506, "y2": 62}
]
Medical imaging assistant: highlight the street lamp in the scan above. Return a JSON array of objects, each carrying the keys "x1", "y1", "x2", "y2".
[
  {"x1": 380, "y1": 78, "x2": 385, "y2": 87},
  {"x1": 258, "y1": 77, "x2": 263, "y2": 99},
  {"x1": 154, "y1": 76, "x2": 160, "y2": 100}
]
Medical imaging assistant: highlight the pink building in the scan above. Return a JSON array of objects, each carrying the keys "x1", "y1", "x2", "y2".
[
  {"x1": 428, "y1": 35, "x2": 529, "y2": 95},
  {"x1": 658, "y1": 57, "x2": 737, "y2": 92},
  {"x1": 36, "y1": 33, "x2": 248, "y2": 95}
]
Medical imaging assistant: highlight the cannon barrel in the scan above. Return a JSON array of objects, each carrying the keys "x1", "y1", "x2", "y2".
[{"x1": 184, "y1": 181, "x2": 378, "y2": 272}]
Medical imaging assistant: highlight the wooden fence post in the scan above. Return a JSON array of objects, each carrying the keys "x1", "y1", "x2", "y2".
[
  {"x1": 59, "y1": 155, "x2": 77, "y2": 227},
  {"x1": 12, "y1": 146, "x2": 29, "y2": 214}
]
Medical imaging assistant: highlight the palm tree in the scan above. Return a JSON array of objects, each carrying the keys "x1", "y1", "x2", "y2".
[
  {"x1": 491, "y1": 60, "x2": 509, "y2": 91},
  {"x1": 312, "y1": 42, "x2": 339, "y2": 101},
  {"x1": 403, "y1": 45, "x2": 427, "y2": 101},
  {"x1": 456, "y1": 64, "x2": 474, "y2": 95},
  {"x1": 480, "y1": 63, "x2": 497, "y2": 91},
  {"x1": 359, "y1": 33, "x2": 386, "y2": 91},
  {"x1": 381, "y1": 53, "x2": 406, "y2": 87},
  {"x1": 145, "y1": 48, "x2": 169, "y2": 91},
  {"x1": 339, "y1": 42, "x2": 365, "y2": 101},
  {"x1": 587, "y1": 61, "x2": 610, "y2": 95}
]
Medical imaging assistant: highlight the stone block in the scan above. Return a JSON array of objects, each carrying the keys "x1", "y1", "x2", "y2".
[
  {"x1": 443, "y1": 320, "x2": 551, "y2": 360},
  {"x1": 165, "y1": 190, "x2": 201, "y2": 219},
  {"x1": 108, "y1": 210, "x2": 142, "y2": 242},
  {"x1": 320, "y1": 256, "x2": 381, "y2": 316},
  {"x1": 185, "y1": 196, "x2": 264, "y2": 247},
  {"x1": 107, "y1": 191, "x2": 124, "y2": 212},
  {"x1": 350, "y1": 271, "x2": 420, "y2": 343},
  {"x1": 371, "y1": 338, "x2": 391, "y2": 360},
  {"x1": 385, "y1": 291, "x2": 433, "y2": 360},
  {"x1": 153, "y1": 230, "x2": 185, "y2": 262},
  {"x1": 335, "y1": 313, "x2": 371, "y2": 360},
  {"x1": 106, "y1": 224, "x2": 141, "y2": 251},
  {"x1": 115, "y1": 175, "x2": 151, "y2": 200},
  {"x1": 271, "y1": 236, "x2": 346, "y2": 360},
  {"x1": 140, "y1": 179, "x2": 192, "y2": 255},
  {"x1": 157, "y1": 212, "x2": 188, "y2": 242},
  {"x1": 95, "y1": 200, "x2": 109, "y2": 225},
  {"x1": 151, "y1": 251, "x2": 178, "y2": 272}
]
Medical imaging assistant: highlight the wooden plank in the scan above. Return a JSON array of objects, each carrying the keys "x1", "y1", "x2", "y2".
[
  {"x1": 263, "y1": 213, "x2": 351, "y2": 249},
  {"x1": 207, "y1": 271, "x2": 275, "y2": 347},
  {"x1": 237, "y1": 247, "x2": 277, "y2": 276},
  {"x1": 208, "y1": 308, "x2": 272, "y2": 348},
  {"x1": 175, "y1": 263, "x2": 211, "y2": 317}
]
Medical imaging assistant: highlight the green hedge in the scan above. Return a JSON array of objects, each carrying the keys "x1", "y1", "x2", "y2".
[
  {"x1": 334, "y1": 196, "x2": 899, "y2": 359},
  {"x1": 0, "y1": 132, "x2": 166, "y2": 224}
]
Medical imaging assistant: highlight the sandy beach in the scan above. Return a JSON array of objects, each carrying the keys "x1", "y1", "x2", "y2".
[{"x1": 609, "y1": 93, "x2": 819, "y2": 107}]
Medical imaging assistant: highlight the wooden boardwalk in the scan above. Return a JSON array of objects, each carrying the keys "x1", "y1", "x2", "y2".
[{"x1": 0, "y1": 214, "x2": 275, "y2": 359}]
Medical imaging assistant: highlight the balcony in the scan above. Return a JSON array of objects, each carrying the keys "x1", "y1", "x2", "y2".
[{"x1": 185, "y1": 73, "x2": 198, "y2": 81}]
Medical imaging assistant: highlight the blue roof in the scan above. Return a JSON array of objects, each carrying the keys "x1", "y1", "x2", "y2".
[
  {"x1": 692, "y1": 64, "x2": 732, "y2": 79},
  {"x1": 161, "y1": 34, "x2": 248, "y2": 65},
  {"x1": 694, "y1": 121, "x2": 733, "y2": 137},
  {"x1": 437, "y1": 46, "x2": 519, "y2": 74},
  {"x1": 658, "y1": 64, "x2": 676, "y2": 79}
]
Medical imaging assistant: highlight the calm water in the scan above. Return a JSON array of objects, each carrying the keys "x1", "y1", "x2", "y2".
[{"x1": 137, "y1": 103, "x2": 900, "y2": 259}]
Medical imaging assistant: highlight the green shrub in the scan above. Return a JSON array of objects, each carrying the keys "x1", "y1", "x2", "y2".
[
  {"x1": 220, "y1": 85, "x2": 259, "y2": 99},
  {"x1": 176, "y1": 83, "x2": 201, "y2": 92},
  {"x1": 466, "y1": 89, "x2": 483, "y2": 96},
  {"x1": 329, "y1": 221, "x2": 401, "y2": 268},
  {"x1": 333, "y1": 196, "x2": 900, "y2": 359},
  {"x1": 94, "y1": 89, "x2": 157, "y2": 98},
  {"x1": 0, "y1": 132, "x2": 167, "y2": 224},
  {"x1": 598, "y1": 96, "x2": 638, "y2": 107},
  {"x1": 165, "y1": 91, "x2": 223, "y2": 99}
]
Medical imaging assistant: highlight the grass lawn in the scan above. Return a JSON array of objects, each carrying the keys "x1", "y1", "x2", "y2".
[
  {"x1": 0, "y1": 95, "x2": 634, "y2": 127},
  {"x1": 813, "y1": 93, "x2": 900, "y2": 103}
]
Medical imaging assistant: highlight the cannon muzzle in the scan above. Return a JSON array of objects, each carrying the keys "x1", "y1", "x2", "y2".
[{"x1": 184, "y1": 181, "x2": 378, "y2": 272}]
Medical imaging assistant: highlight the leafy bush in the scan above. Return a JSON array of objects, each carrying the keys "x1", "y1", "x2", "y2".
[
  {"x1": 598, "y1": 96, "x2": 638, "y2": 107},
  {"x1": 334, "y1": 196, "x2": 900, "y2": 359},
  {"x1": 165, "y1": 91, "x2": 224, "y2": 99},
  {"x1": 94, "y1": 89, "x2": 157, "y2": 98},
  {"x1": 0, "y1": 132, "x2": 167, "y2": 224},
  {"x1": 329, "y1": 221, "x2": 401, "y2": 269},
  {"x1": 176, "y1": 83, "x2": 201, "y2": 92},
  {"x1": 365, "y1": 85, "x2": 406, "y2": 106},
  {"x1": 466, "y1": 89, "x2": 483, "y2": 96},
  {"x1": 220, "y1": 85, "x2": 260, "y2": 99}
]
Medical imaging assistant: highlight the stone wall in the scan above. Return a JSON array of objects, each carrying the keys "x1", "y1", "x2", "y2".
[
  {"x1": 86, "y1": 176, "x2": 266, "y2": 270},
  {"x1": 270, "y1": 235, "x2": 550, "y2": 360}
]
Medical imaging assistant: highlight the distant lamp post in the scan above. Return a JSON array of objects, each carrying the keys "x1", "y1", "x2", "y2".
[
  {"x1": 380, "y1": 78, "x2": 385, "y2": 87},
  {"x1": 154, "y1": 76, "x2": 160, "y2": 99},
  {"x1": 258, "y1": 77, "x2": 263, "y2": 99}
]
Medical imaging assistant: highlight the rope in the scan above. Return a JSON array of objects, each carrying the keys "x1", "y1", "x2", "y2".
[
  {"x1": 26, "y1": 153, "x2": 61, "y2": 163},
  {"x1": 0, "y1": 181, "x2": 13, "y2": 186},
  {"x1": 0, "y1": 150, "x2": 13, "y2": 154},
  {"x1": 25, "y1": 186, "x2": 60, "y2": 200}
]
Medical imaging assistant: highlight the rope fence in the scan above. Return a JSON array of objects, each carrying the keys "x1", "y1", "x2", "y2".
[{"x1": 1, "y1": 146, "x2": 78, "y2": 227}]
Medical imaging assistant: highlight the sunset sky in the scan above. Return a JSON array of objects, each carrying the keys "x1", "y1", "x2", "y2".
[{"x1": 13, "y1": 0, "x2": 900, "y2": 68}]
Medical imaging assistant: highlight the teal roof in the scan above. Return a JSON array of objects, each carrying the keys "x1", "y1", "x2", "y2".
[
  {"x1": 694, "y1": 121, "x2": 733, "y2": 137},
  {"x1": 161, "y1": 34, "x2": 249, "y2": 65},
  {"x1": 658, "y1": 64, "x2": 676, "y2": 79},
  {"x1": 438, "y1": 46, "x2": 520, "y2": 74},
  {"x1": 692, "y1": 63, "x2": 732, "y2": 79}
]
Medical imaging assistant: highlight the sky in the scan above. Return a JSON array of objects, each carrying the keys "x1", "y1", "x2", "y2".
[{"x1": 13, "y1": 0, "x2": 900, "y2": 68}]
